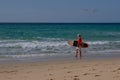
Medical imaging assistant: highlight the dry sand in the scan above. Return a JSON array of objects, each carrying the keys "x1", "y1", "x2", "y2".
[{"x1": 0, "y1": 58, "x2": 120, "y2": 80}]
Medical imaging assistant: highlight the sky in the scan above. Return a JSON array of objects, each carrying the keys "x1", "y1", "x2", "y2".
[{"x1": 0, "y1": 0, "x2": 120, "y2": 23}]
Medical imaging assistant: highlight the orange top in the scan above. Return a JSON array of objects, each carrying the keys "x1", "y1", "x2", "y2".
[{"x1": 77, "y1": 37, "x2": 82, "y2": 45}]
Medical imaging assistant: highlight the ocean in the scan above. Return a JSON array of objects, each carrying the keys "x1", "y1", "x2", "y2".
[{"x1": 0, "y1": 23, "x2": 120, "y2": 62}]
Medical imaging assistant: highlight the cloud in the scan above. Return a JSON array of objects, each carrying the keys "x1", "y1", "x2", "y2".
[
  {"x1": 81, "y1": 9, "x2": 89, "y2": 12},
  {"x1": 80, "y1": 8, "x2": 98, "y2": 14},
  {"x1": 92, "y1": 9, "x2": 98, "y2": 13}
]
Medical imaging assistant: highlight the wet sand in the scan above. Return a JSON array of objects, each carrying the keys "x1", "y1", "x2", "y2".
[{"x1": 0, "y1": 58, "x2": 120, "y2": 80}]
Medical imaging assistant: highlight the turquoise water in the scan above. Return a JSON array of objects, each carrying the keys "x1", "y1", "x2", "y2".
[
  {"x1": 0, "y1": 23, "x2": 120, "y2": 40},
  {"x1": 0, "y1": 23, "x2": 120, "y2": 62}
]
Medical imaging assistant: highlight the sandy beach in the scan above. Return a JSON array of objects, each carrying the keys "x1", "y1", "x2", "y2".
[{"x1": 0, "y1": 58, "x2": 120, "y2": 80}]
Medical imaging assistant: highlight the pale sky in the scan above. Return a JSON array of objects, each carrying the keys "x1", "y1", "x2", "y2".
[{"x1": 0, "y1": 0, "x2": 120, "y2": 23}]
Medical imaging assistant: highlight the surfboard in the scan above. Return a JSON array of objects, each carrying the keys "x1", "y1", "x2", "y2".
[{"x1": 67, "y1": 40, "x2": 88, "y2": 48}]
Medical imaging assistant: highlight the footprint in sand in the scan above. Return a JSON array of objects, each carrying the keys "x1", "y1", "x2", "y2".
[
  {"x1": 63, "y1": 67, "x2": 67, "y2": 69},
  {"x1": 47, "y1": 78, "x2": 54, "y2": 80},
  {"x1": 49, "y1": 73, "x2": 53, "y2": 76},
  {"x1": 95, "y1": 74, "x2": 101, "y2": 77},
  {"x1": 89, "y1": 68, "x2": 96, "y2": 71},
  {"x1": 117, "y1": 68, "x2": 120, "y2": 70},
  {"x1": 112, "y1": 70, "x2": 117, "y2": 72},
  {"x1": 112, "y1": 67, "x2": 120, "y2": 72},
  {"x1": 67, "y1": 71, "x2": 72, "y2": 73},
  {"x1": 94, "y1": 64, "x2": 99, "y2": 66},
  {"x1": 74, "y1": 75, "x2": 79, "y2": 77},
  {"x1": 72, "y1": 75, "x2": 80, "y2": 80},
  {"x1": 92, "y1": 68, "x2": 96, "y2": 71},
  {"x1": 73, "y1": 78, "x2": 80, "y2": 80},
  {"x1": 83, "y1": 73, "x2": 90, "y2": 75}
]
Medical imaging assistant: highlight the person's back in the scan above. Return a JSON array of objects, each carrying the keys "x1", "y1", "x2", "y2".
[{"x1": 77, "y1": 35, "x2": 82, "y2": 46}]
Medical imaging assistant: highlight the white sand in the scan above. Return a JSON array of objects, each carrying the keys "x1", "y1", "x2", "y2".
[{"x1": 0, "y1": 58, "x2": 120, "y2": 80}]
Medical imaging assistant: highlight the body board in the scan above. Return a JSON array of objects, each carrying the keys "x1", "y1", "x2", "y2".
[{"x1": 67, "y1": 40, "x2": 88, "y2": 48}]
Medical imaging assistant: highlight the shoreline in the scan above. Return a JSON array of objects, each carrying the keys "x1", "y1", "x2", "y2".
[
  {"x1": 0, "y1": 57, "x2": 120, "y2": 80},
  {"x1": 0, "y1": 51, "x2": 120, "y2": 63}
]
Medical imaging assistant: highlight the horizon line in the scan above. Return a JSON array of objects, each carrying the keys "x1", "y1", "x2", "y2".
[{"x1": 0, "y1": 22, "x2": 120, "y2": 24}]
